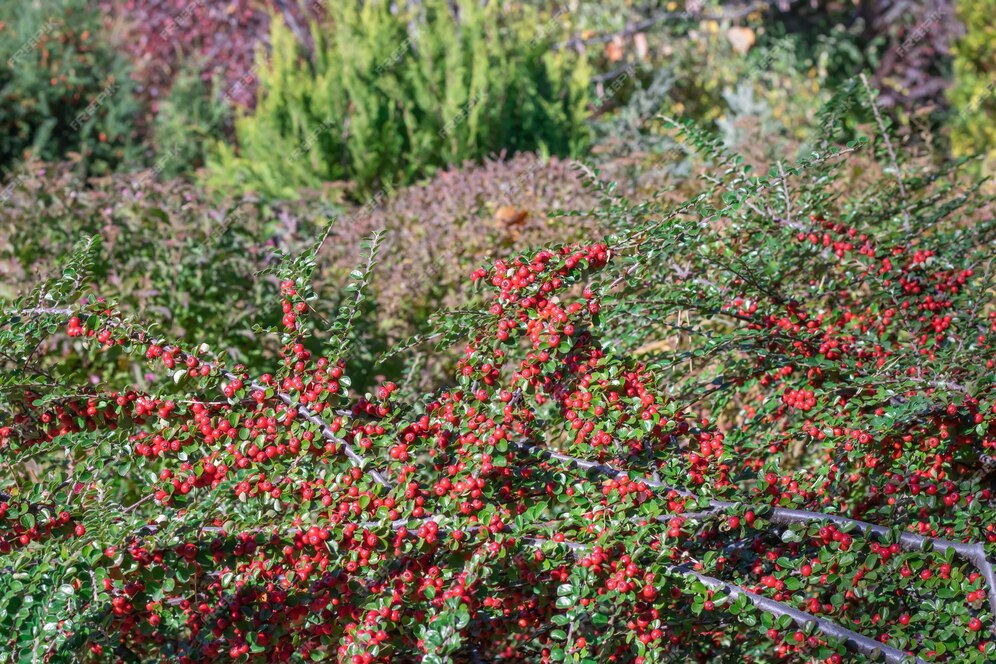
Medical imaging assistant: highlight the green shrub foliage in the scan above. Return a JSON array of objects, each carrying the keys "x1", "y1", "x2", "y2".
[
  {"x1": 208, "y1": 0, "x2": 591, "y2": 198},
  {"x1": 151, "y1": 68, "x2": 232, "y2": 178},
  {"x1": 0, "y1": 154, "x2": 606, "y2": 393},
  {"x1": 949, "y1": 0, "x2": 996, "y2": 170},
  {"x1": 0, "y1": 161, "x2": 324, "y2": 381},
  {"x1": 4, "y1": 101, "x2": 996, "y2": 661},
  {"x1": 0, "y1": 0, "x2": 139, "y2": 175}
]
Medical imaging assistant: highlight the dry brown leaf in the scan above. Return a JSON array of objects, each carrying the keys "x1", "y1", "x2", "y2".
[
  {"x1": 495, "y1": 205, "x2": 529, "y2": 228},
  {"x1": 726, "y1": 26, "x2": 755, "y2": 55},
  {"x1": 605, "y1": 37, "x2": 625, "y2": 63}
]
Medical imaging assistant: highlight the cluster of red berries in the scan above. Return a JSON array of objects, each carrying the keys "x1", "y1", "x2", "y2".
[
  {"x1": 7, "y1": 209, "x2": 996, "y2": 664},
  {"x1": 782, "y1": 388, "x2": 817, "y2": 411}
]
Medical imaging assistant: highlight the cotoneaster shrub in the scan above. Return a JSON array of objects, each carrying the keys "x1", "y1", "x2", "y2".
[{"x1": 3, "y1": 111, "x2": 996, "y2": 663}]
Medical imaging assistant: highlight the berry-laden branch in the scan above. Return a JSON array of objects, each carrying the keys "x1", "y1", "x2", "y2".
[
  {"x1": 513, "y1": 439, "x2": 996, "y2": 638},
  {"x1": 4, "y1": 144, "x2": 996, "y2": 662},
  {"x1": 422, "y1": 520, "x2": 930, "y2": 663},
  {"x1": 5, "y1": 306, "x2": 392, "y2": 490},
  {"x1": 94, "y1": 490, "x2": 933, "y2": 663},
  {"x1": 3, "y1": 302, "x2": 937, "y2": 662},
  {"x1": 153, "y1": 508, "x2": 929, "y2": 663},
  {"x1": 679, "y1": 566, "x2": 926, "y2": 664}
]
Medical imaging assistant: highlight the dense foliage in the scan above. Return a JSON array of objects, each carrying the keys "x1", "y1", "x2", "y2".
[
  {"x1": 3, "y1": 102, "x2": 996, "y2": 662},
  {"x1": 0, "y1": 154, "x2": 611, "y2": 392},
  {"x1": 0, "y1": 0, "x2": 988, "y2": 183},
  {"x1": 0, "y1": 0, "x2": 139, "y2": 175},
  {"x1": 208, "y1": 0, "x2": 591, "y2": 198},
  {"x1": 106, "y1": 0, "x2": 307, "y2": 111},
  {"x1": 149, "y1": 69, "x2": 232, "y2": 178},
  {"x1": 2, "y1": 2, "x2": 996, "y2": 662},
  {"x1": 949, "y1": 0, "x2": 996, "y2": 169}
]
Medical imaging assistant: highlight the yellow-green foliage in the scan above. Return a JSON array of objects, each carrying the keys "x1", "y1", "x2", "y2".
[
  {"x1": 208, "y1": 0, "x2": 591, "y2": 199},
  {"x1": 949, "y1": 0, "x2": 996, "y2": 170}
]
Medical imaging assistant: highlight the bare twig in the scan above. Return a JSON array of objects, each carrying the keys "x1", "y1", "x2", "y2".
[
  {"x1": 860, "y1": 73, "x2": 911, "y2": 233},
  {"x1": 512, "y1": 439, "x2": 996, "y2": 636},
  {"x1": 679, "y1": 566, "x2": 925, "y2": 664}
]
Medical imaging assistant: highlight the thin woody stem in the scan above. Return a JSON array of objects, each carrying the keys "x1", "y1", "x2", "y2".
[{"x1": 512, "y1": 439, "x2": 996, "y2": 637}]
